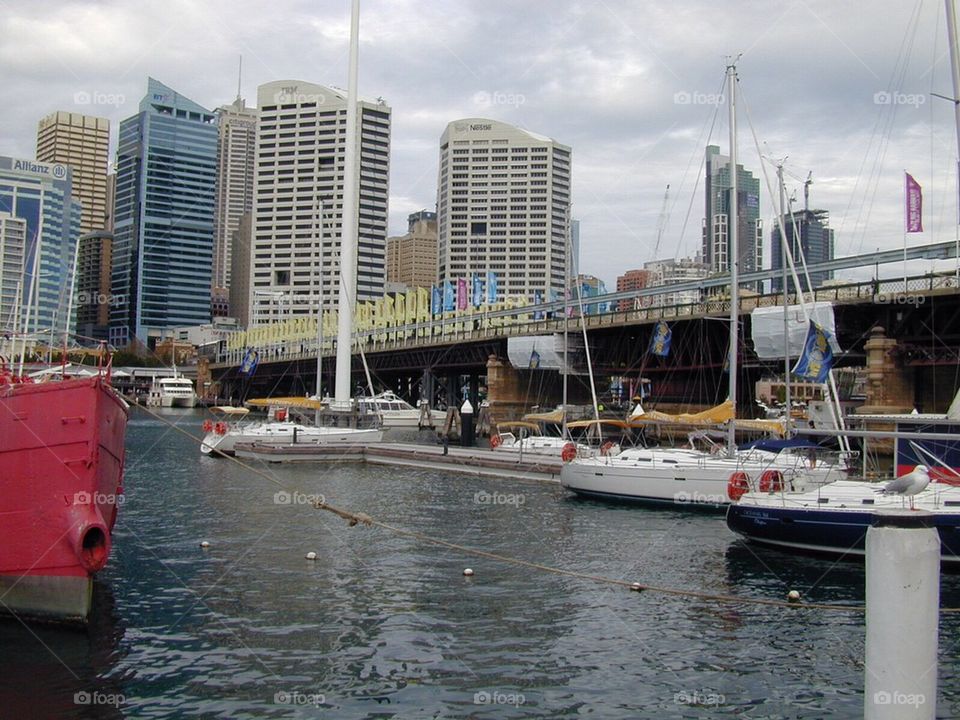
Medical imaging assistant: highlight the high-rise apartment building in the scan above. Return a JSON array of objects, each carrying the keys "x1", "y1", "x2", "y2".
[
  {"x1": 36, "y1": 111, "x2": 110, "y2": 234},
  {"x1": 616, "y1": 268, "x2": 651, "y2": 311},
  {"x1": 249, "y1": 80, "x2": 391, "y2": 325},
  {"x1": 386, "y1": 210, "x2": 438, "y2": 290},
  {"x1": 0, "y1": 157, "x2": 81, "y2": 337},
  {"x1": 111, "y1": 78, "x2": 218, "y2": 348},
  {"x1": 771, "y1": 209, "x2": 835, "y2": 292},
  {"x1": 212, "y1": 96, "x2": 257, "y2": 311},
  {"x1": 702, "y1": 145, "x2": 762, "y2": 276},
  {"x1": 75, "y1": 230, "x2": 112, "y2": 342},
  {"x1": 437, "y1": 119, "x2": 571, "y2": 303}
]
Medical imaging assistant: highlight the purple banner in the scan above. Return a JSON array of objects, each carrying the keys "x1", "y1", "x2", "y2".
[
  {"x1": 456, "y1": 278, "x2": 468, "y2": 310},
  {"x1": 906, "y1": 172, "x2": 923, "y2": 233}
]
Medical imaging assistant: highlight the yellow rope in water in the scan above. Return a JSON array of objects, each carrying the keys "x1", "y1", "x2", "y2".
[{"x1": 132, "y1": 399, "x2": 960, "y2": 614}]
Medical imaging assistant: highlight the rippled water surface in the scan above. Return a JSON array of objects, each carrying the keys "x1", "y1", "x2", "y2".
[{"x1": 4, "y1": 408, "x2": 960, "y2": 718}]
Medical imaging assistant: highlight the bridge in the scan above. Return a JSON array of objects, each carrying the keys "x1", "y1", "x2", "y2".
[{"x1": 210, "y1": 241, "x2": 960, "y2": 414}]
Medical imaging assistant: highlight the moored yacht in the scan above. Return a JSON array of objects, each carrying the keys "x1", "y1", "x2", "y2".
[{"x1": 726, "y1": 475, "x2": 960, "y2": 562}]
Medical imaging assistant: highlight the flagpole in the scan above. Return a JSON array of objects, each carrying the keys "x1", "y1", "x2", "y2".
[{"x1": 904, "y1": 170, "x2": 908, "y2": 287}]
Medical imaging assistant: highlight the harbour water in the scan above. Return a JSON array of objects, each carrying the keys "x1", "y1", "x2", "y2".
[{"x1": 4, "y1": 408, "x2": 960, "y2": 718}]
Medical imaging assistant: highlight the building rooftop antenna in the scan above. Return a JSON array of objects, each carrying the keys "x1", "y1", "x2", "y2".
[
  {"x1": 236, "y1": 55, "x2": 243, "y2": 103},
  {"x1": 804, "y1": 171, "x2": 813, "y2": 213}
]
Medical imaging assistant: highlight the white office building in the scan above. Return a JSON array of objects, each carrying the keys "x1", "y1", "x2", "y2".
[
  {"x1": 249, "y1": 80, "x2": 391, "y2": 326},
  {"x1": 0, "y1": 212, "x2": 27, "y2": 333},
  {"x1": 437, "y1": 119, "x2": 571, "y2": 302}
]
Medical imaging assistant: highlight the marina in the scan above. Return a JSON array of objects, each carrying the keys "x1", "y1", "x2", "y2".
[
  {"x1": 5, "y1": 0, "x2": 960, "y2": 716},
  {"x1": 5, "y1": 407, "x2": 960, "y2": 718}
]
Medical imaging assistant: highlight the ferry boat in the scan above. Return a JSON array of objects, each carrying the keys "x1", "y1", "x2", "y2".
[
  {"x1": 0, "y1": 362, "x2": 129, "y2": 624},
  {"x1": 146, "y1": 374, "x2": 197, "y2": 408}
]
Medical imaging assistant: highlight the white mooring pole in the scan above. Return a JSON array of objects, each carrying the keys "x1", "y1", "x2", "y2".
[{"x1": 864, "y1": 511, "x2": 939, "y2": 720}]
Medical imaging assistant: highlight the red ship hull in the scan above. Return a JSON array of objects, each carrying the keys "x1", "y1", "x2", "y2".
[{"x1": 0, "y1": 375, "x2": 128, "y2": 625}]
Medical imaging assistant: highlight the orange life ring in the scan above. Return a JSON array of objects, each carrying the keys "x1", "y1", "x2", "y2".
[
  {"x1": 727, "y1": 471, "x2": 750, "y2": 501},
  {"x1": 759, "y1": 469, "x2": 784, "y2": 493},
  {"x1": 600, "y1": 441, "x2": 616, "y2": 456},
  {"x1": 214, "y1": 421, "x2": 228, "y2": 435},
  {"x1": 561, "y1": 442, "x2": 577, "y2": 463},
  {"x1": 202, "y1": 419, "x2": 214, "y2": 433},
  {"x1": 490, "y1": 434, "x2": 502, "y2": 448}
]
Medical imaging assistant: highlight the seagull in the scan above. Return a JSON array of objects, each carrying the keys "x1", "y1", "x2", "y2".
[{"x1": 879, "y1": 465, "x2": 931, "y2": 510}]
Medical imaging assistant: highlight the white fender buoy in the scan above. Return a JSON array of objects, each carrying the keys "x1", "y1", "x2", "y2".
[
  {"x1": 199, "y1": 541, "x2": 211, "y2": 549},
  {"x1": 305, "y1": 551, "x2": 318, "y2": 561},
  {"x1": 787, "y1": 590, "x2": 801, "y2": 602},
  {"x1": 630, "y1": 582, "x2": 643, "y2": 592},
  {"x1": 463, "y1": 568, "x2": 474, "y2": 577}
]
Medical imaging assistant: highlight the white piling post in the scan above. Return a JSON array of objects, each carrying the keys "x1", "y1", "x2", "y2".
[{"x1": 864, "y1": 511, "x2": 939, "y2": 720}]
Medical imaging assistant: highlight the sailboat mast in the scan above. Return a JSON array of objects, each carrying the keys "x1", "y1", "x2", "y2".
[
  {"x1": 777, "y1": 163, "x2": 791, "y2": 434},
  {"x1": 947, "y1": 0, "x2": 960, "y2": 224},
  {"x1": 334, "y1": 0, "x2": 361, "y2": 405},
  {"x1": 726, "y1": 60, "x2": 739, "y2": 455},
  {"x1": 562, "y1": 205, "x2": 570, "y2": 439}
]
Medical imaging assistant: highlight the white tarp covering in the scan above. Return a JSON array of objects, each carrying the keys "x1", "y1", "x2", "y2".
[
  {"x1": 750, "y1": 302, "x2": 841, "y2": 360},
  {"x1": 507, "y1": 335, "x2": 569, "y2": 371}
]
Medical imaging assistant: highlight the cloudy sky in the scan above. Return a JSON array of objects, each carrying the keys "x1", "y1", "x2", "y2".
[{"x1": 0, "y1": 0, "x2": 955, "y2": 287}]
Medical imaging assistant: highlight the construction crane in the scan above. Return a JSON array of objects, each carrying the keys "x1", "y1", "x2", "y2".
[
  {"x1": 652, "y1": 184, "x2": 670, "y2": 259},
  {"x1": 803, "y1": 171, "x2": 813, "y2": 212}
]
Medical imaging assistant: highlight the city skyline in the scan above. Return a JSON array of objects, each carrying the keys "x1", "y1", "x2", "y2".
[{"x1": 0, "y1": 1, "x2": 956, "y2": 290}]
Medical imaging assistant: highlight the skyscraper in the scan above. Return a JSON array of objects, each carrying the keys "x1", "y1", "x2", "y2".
[
  {"x1": 110, "y1": 78, "x2": 218, "y2": 348},
  {"x1": 437, "y1": 119, "x2": 571, "y2": 303},
  {"x1": 36, "y1": 111, "x2": 110, "y2": 234},
  {"x1": 212, "y1": 95, "x2": 257, "y2": 313},
  {"x1": 702, "y1": 144, "x2": 762, "y2": 276},
  {"x1": 771, "y1": 209, "x2": 834, "y2": 291},
  {"x1": 249, "y1": 80, "x2": 391, "y2": 325},
  {"x1": 0, "y1": 157, "x2": 81, "y2": 337},
  {"x1": 386, "y1": 210, "x2": 438, "y2": 290},
  {"x1": 75, "y1": 230, "x2": 112, "y2": 342},
  {"x1": 0, "y1": 212, "x2": 27, "y2": 333}
]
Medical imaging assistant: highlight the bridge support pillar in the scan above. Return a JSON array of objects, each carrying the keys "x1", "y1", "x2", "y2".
[
  {"x1": 856, "y1": 325, "x2": 915, "y2": 460},
  {"x1": 858, "y1": 325, "x2": 914, "y2": 414},
  {"x1": 486, "y1": 354, "x2": 527, "y2": 422}
]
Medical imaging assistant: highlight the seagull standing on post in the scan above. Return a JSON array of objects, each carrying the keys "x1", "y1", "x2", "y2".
[{"x1": 879, "y1": 465, "x2": 931, "y2": 510}]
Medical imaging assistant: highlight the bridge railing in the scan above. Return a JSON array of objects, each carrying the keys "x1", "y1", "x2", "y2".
[{"x1": 215, "y1": 270, "x2": 959, "y2": 367}]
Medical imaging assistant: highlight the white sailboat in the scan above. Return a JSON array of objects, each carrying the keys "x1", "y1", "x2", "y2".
[{"x1": 560, "y1": 61, "x2": 846, "y2": 506}]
